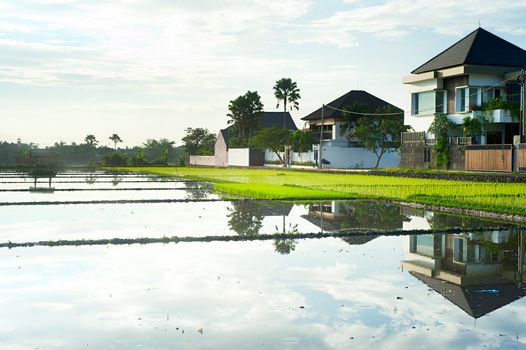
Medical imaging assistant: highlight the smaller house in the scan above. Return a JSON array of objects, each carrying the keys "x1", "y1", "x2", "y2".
[
  {"x1": 301, "y1": 90, "x2": 404, "y2": 168},
  {"x1": 190, "y1": 111, "x2": 297, "y2": 167}
]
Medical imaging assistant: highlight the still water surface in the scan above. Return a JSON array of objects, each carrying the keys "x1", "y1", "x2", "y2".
[{"x1": 0, "y1": 171, "x2": 524, "y2": 349}]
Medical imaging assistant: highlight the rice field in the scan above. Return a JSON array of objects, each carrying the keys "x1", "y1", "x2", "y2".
[{"x1": 114, "y1": 167, "x2": 526, "y2": 217}]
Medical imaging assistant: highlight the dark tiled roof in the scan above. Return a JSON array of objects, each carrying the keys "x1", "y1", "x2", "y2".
[
  {"x1": 411, "y1": 272, "x2": 526, "y2": 319},
  {"x1": 259, "y1": 111, "x2": 297, "y2": 130},
  {"x1": 220, "y1": 111, "x2": 298, "y2": 144},
  {"x1": 412, "y1": 27, "x2": 526, "y2": 74},
  {"x1": 301, "y1": 90, "x2": 402, "y2": 121}
]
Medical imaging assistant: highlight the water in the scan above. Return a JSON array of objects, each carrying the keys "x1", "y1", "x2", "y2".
[{"x1": 0, "y1": 171, "x2": 525, "y2": 349}]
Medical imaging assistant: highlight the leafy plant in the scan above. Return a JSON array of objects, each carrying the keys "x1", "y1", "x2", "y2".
[
  {"x1": 482, "y1": 97, "x2": 520, "y2": 121},
  {"x1": 428, "y1": 114, "x2": 455, "y2": 168}
]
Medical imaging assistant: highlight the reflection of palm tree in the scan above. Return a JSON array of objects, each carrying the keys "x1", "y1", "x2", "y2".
[
  {"x1": 227, "y1": 201, "x2": 264, "y2": 236},
  {"x1": 84, "y1": 174, "x2": 96, "y2": 184},
  {"x1": 273, "y1": 223, "x2": 299, "y2": 255},
  {"x1": 273, "y1": 238, "x2": 297, "y2": 255},
  {"x1": 111, "y1": 174, "x2": 122, "y2": 186}
]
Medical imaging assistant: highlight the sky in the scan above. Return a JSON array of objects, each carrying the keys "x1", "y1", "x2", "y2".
[{"x1": 2, "y1": 0, "x2": 526, "y2": 148}]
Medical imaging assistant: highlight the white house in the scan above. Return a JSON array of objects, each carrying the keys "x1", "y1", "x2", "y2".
[
  {"x1": 403, "y1": 27, "x2": 525, "y2": 145},
  {"x1": 301, "y1": 90, "x2": 403, "y2": 168}
]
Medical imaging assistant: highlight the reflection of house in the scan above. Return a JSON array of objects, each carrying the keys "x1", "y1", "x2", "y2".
[
  {"x1": 190, "y1": 112, "x2": 297, "y2": 167},
  {"x1": 401, "y1": 231, "x2": 526, "y2": 318},
  {"x1": 301, "y1": 201, "x2": 407, "y2": 245},
  {"x1": 301, "y1": 90, "x2": 403, "y2": 168},
  {"x1": 401, "y1": 28, "x2": 526, "y2": 171}
]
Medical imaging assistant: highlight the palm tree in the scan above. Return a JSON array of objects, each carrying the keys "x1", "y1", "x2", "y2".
[
  {"x1": 84, "y1": 134, "x2": 98, "y2": 148},
  {"x1": 109, "y1": 133, "x2": 123, "y2": 150},
  {"x1": 273, "y1": 78, "x2": 301, "y2": 129}
]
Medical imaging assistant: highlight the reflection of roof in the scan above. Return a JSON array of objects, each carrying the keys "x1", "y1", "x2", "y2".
[
  {"x1": 300, "y1": 213, "x2": 379, "y2": 245},
  {"x1": 412, "y1": 27, "x2": 526, "y2": 74},
  {"x1": 301, "y1": 214, "x2": 342, "y2": 232},
  {"x1": 411, "y1": 272, "x2": 526, "y2": 319},
  {"x1": 220, "y1": 111, "x2": 298, "y2": 145},
  {"x1": 301, "y1": 90, "x2": 402, "y2": 121},
  {"x1": 341, "y1": 236, "x2": 379, "y2": 246},
  {"x1": 257, "y1": 203, "x2": 293, "y2": 217}
]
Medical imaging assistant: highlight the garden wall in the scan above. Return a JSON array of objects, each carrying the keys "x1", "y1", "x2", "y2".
[{"x1": 189, "y1": 155, "x2": 216, "y2": 166}]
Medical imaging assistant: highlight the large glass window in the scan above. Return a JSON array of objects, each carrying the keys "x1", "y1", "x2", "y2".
[
  {"x1": 456, "y1": 87, "x2": 481, "y2": 112},
  {"x1": 456, "y1": 88, "x2": 467, "y2": 112},
  {"x1": 435, "y1": 90, "x2": 446, "y2": 113},
  {"x1": 411, "y1": 91, "x2": 445, "y2": 115}
]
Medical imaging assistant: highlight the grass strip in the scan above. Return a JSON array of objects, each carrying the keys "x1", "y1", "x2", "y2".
[{"x1": 112, "y1": 167, "x2": 526, "y2": 218}]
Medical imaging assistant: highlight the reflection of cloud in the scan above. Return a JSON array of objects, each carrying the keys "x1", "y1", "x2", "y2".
[{"x1": 1, "y1": 235, "x2": 526, "y2": 349}]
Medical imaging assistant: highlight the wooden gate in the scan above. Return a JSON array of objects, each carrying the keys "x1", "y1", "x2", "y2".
[
  {"x1": 465, "y1": 145, "x2": 513, "y2": 172},
  {"x1": 519, "y1": 144, "x2": 526, "y2": 171}
]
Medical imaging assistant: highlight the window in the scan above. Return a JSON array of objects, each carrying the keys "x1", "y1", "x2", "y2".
[
  {"x1": 411, "y1": 91, "x2": 443, "y2": 115},
  {"x1": 456, "y1": 88, "x2": 467, "y2": 112},
  {"x1": 435, "y1": 90, "x2": 447, "y2": 113},
  {"x1": 456, "y1": 87, "x2": 481, "y2": 112},
  {"x1": 453, "y1": 238, "x2": 467, "y2": 262},
  {"x1": 424, "y1": 148, "x2": 431, "y2": 163}
]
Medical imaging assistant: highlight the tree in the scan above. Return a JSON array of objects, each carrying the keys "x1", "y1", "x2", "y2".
[
  {"x1": 84, "y1": 134, "x2": 98, "y2": 148},
  {"x1": 428, "y1": 114, "x2": 455, "y2": 168},
  {"x1": 227, "y1": 201, "x2": 264, "y2": 236},
  {"x1": 142, "y1": 138, "x2": 176, "y2": 165},
  {"x1": 290, "y1": 129, "x2": 315, "y2": 161},
  {"x1": 227, "y1": 91, "x2": 264, "y2": 146},
  {"x1": 273, "y1": 78, "x2": 301, "y2": 128},
  {"x1": 348, "y1": 106, "x2": 407, "y2": 168},
  {"x1": 182, "y1": 128, "x2": 216, "y2": 155},
  {"x1": 461, "y1": 116, "x2": 481, "y2": 138},
  {"x1": 250, "y1": 127, "x2": 291, "y2": 164},
  {"x1": 109, "y1": 133, "x2": 123, "y2": 150}
]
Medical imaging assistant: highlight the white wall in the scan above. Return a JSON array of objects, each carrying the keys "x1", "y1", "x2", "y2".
[
  {"x1": 404, "y1": 78, "x2": 439, "y2": 132},
  {"x1": 469, "y1": 73, "x2": 504, "y2": 86},
  {"x1": 228, "y1": 148, "x2": 250, "y2": 166},
  {"x1": 265, "y1": 146, "x2": 399, "y2": 168},
  {"x1": 189, "y1": 155, "x2": 215, "y2": 166},
  {"x1": 320, "y1": 145, "x2": 400, "y2": 168},
  {"x1": 264, "y1": 150, "x2": 315, "y2": 164},
  {"x1": 404, "y1": 112, "x2": 435, "y2": 133}
]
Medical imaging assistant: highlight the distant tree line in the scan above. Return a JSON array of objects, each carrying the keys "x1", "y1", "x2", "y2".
[{"x1": 0, "y1": 134, "x2": 187, "y2": 168}]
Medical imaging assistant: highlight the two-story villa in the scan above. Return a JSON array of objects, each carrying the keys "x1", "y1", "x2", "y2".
[
  {"x1": 301, "y1": 90, "x2": 403, "y2": 168},
  {"x1": 404, "y1": 27, "x2": 525, "y2": 144}
]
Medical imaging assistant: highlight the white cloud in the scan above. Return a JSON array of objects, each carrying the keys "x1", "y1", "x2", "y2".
[{"x1": 313, "y1": 0, "x2": 526, "y2": 39}]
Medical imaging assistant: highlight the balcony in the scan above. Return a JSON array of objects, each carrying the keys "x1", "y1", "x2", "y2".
[{"x1": 473, "y1": 109, "x2": 515, "y2": 123}]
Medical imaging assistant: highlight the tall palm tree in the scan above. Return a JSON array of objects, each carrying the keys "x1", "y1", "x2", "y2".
[
  {"x1": 273, "y1": 78, "x2": 301, "y2": 129},
  {"x1": 109, "y1": 133, "x2": 123, "y2": 150}
]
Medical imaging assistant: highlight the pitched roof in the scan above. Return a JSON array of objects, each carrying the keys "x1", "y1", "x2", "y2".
[
  {"x1": 220, "y1": 111, "x2": 298, "y2": 144},
  {"x1": 301, "y1": 90, "x2": 402, "y2": 121},
  {"x1": 412, "y1": 27, "x2": 526, "y2": 74},
  {"x1": 259, "y1": 111, "x2": 297, "y2": 130},
  {"x1": 411, "y1": 272, "x2": 526, "y2": 319}
]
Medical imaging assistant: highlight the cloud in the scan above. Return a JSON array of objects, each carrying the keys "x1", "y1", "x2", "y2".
[{"x1": 313, "y1": 0, "x2": 526, "y2": 39}]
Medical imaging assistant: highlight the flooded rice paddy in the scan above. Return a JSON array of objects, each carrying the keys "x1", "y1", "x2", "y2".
[{"x1": 0, "y1": 170, "x2": 525, "y2": 349}]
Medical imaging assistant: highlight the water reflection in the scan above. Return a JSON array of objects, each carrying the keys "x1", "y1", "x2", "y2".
[
  {"x1": 111, "y1": 174, "x2": 123, "y2": 186},
  {"x1": 303, "y1": 201, "x2": 409, "y2": 233},
  {"x1": 84, "y1": 173, "x2": 97, "y2": 184},
  {"x1": 185, "y1": 181, "x2": 213, "y2": 200},
  {"x1": 401, "y1": 230, "x2": 526, "y2": 318}
]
